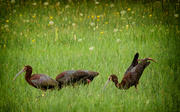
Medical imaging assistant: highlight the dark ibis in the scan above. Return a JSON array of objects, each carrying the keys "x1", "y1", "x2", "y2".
[
  {"x1": 103, "y1": 53, "x2": 156, "y2": 92},
  {"x1": 56, "y1": 70, "x2": 99, "y2": 89},
  {"x1": 14, "y1": 65, "x2": 58, "y2": 91},
  {"x1": 76, "y1": 70, "x2": 99, "y2": 85}
]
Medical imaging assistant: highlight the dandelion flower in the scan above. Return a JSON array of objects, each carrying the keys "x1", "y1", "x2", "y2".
[
  {"x1": 26, "y1": 20, "x2": 30, "y2": 23},
  {"x1": 117, "y1": 12, "x2": 119, "y2": 15},
  {"x1": 105, "y1": 22, "x2": 108, "y2": 24},
  {"x1": 63, "y1": 17, "x2": 67, "y2": 21},
  {"x1": 174, "y1": 14, "x2": 179, "y2": 18},
  {"x1": 89, "y1": 47, "x2": 94, "y2": 50},
  {"x1": 32, "y1": 39, "x2": 35, "y2": 42},
  {"x1": 72, "y1": 23, "x2": 75, "y2": 26},
  {"x1": 65, "y1": 5, "x2": 69, "y2": 8},
  {"x1": 56, "y1": 2, "x2": 60, "y2": 6},
  {"x1": 74, "y1": 35, "x2": 76, "y2": 40},
  {"x1": 4, "y1": 25, "x2": 9, "y2": 28},
  {"x1": 32, "y1": 2, "x2": 37, "y2": 6},
  {"x1": 49, "y1": 21, "x2": 54, "y2": 25},
  {"x1": 128, "y1": 8, "x2": 131, "y2": 11},
  {"x1": 11, "y1": 0, "x2": 15, "y2": 3},
  {"x1": 100, "y1": 31, "x2": 103, "y2": 34},
  {"x1": 149, "y1": 15, "x2": 152, "y2": 17},
  {"x1": 6, "y1": 20, "x2": 9, "y2": 23},
  {"x1": 42, "y1": 94, "x2": 44, "y2": 97},
  {"x1": 114, "y1": 29, "x2": 118, "y2": 32},
  {"x1": 80, "y1": 13, "x2": 83, "y2": 16},
  {"x1": 44, "y1": 2, "x2": 49, "y2": 6},
  {"x1": 117, "y1": 39, "x2": 120, "y2": 42},
  {"x1": 146, "y1": 100, "x2": 149, "y2": 105},
  {"x1": 78, "y1": 39, "x2": 82, "y2": 42},
  {"x1": 91, "y1": 22, "x2": 95, "y2": 27},
  {"x1": 32, "y1": 15, "x2": 36, "y2": 18},
  {"x1": 121, "y1": 11, "x2": 126, "y2": 15},
  {"x1": 95, "y1": 1, "x2": 99, "y2": 4},
  {"x1": 110, "y1": 3, "x2": 114, "y2": 8},
  {"x1": 105, "y1": 4, "x2": 108, "y2": 6},
  {"x1": 13, "y1": 9, "x2": 16, "y2": 13},
  {"x1": 50, "y1": 16, "x2": 53, "y2": 19},
  {"x1": 151, "y1": 29, "x2": 154, "y2": 32},
  {"x1": 126, "y1": 25, "x2": 129, "y2": 29},
  {"x1": 132, "y1": 22, "x2": 135, "y2": 25}
]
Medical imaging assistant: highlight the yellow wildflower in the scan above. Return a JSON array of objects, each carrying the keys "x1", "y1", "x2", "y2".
[
  {"x1": 32, "y1": 39, "x2": 35, "y2": 42},
  {"x1": 97, "y1": 15, "x2": 100, "y2": 18},
  {"x1": 105, "y1": 22, "x2": 108, "y2": 24},
  {"x1": 4, "y1": 44, "x2": 6, "y2": 49},
  {"x1": 126, "y1": 25, "x2": 129, "y2": 29},
  {"x1": 92, "y1": 16, "x2": 94, "y2": 18},
  {"x1": 117, "y1": 12, "x2": 119, "y2": 15},
  {"x1": 128, "y1": 8, "x2": 131, "y2": 11},
  {"x1": 74, "y1": 35, "x2": 76, "y2": 40},
  {"x1": 6, "y1": 20, "x2": 9, "y2": 22},
  {"x1": 149, "y1": 15, "x2": 152, "y2": 17},
  {"x1": 50, "y1": 16, "x2": 53, "y2": 19},
  {"x1": 33, "y1": 15, "x2": 35, "y2": 18},
  {"x1": 105, "y1": 4, "x2": 108, "y2": 6},
  {"x1": 100, "y1": 32, "x2": 103, "y2": 34},
  {"x1": 97, "y1": 19, "x2": 99, "y2": 21},
  {"x1": 42, "y1": 94, "x2": 44, "y2": 97}
]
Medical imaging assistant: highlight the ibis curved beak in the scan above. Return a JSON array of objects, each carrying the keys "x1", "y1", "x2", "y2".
[
  {"x1": 147, "y1": 58, "x2": 157, "y2": 63},
  {"x1": 103, "y1": 79, "x2": 110, "y2": 92},
  {"x1": 138, "y1": 58, "x2": 157, "y2": 63},
  {"x1": 13, "y1": 69, "x2": 25, "y2": 81}
]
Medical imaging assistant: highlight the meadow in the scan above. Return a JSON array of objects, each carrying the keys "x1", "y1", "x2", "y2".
[{"x1": 0, "y1": 0, "x2": 179, "y2": 111}]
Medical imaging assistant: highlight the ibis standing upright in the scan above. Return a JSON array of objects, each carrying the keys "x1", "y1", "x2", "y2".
[
  {"x1": 103, "y1": 53, "x2": 156, "y2": 92},
  {"x1": 14, "y1": 65, "x2": 58, "y2": 91}
]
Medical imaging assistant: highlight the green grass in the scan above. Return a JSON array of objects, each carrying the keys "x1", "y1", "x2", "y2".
[{"x1": 0, "y1": 0, "x2": 179, "y2": 111}]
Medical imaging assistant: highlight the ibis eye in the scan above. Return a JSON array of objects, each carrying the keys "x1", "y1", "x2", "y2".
[{"x1": 23, "y1": 67, "x2": 27, "y2": 71}]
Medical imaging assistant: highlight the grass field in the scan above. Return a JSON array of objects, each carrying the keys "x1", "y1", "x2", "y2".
[{"x1": 0, "y1": 0, "x2": 179, "y2": 111}]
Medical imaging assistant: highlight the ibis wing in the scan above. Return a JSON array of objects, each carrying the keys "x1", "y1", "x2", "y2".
[
  {"x1": 57, "y1": 70, "x2": 76, "y2": 82},
  {"x1": 72, "y1": 70, "x2": 89, "y2": 81},
  {"x1": 31, "y1": 74, "x2": 58, "y2": 87},
  {"x1": 126, "y1": 59, "x2": 150, "y2": 83},
  {"x1": 124, "y1": 53, "x2": 139, "y2": 76}
]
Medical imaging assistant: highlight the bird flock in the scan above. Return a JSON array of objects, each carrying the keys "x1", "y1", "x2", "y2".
[{"x1": 13, "y1": 53, "x2": 156, "y2": 92}]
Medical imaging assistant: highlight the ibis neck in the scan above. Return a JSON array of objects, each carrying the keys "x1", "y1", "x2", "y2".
[
  {"x1": 25, "y1": 71, "x2": 32, "y2": 84},
  {"x1": 113, "y1": 79, "x2": 123, "y2": 89}
]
